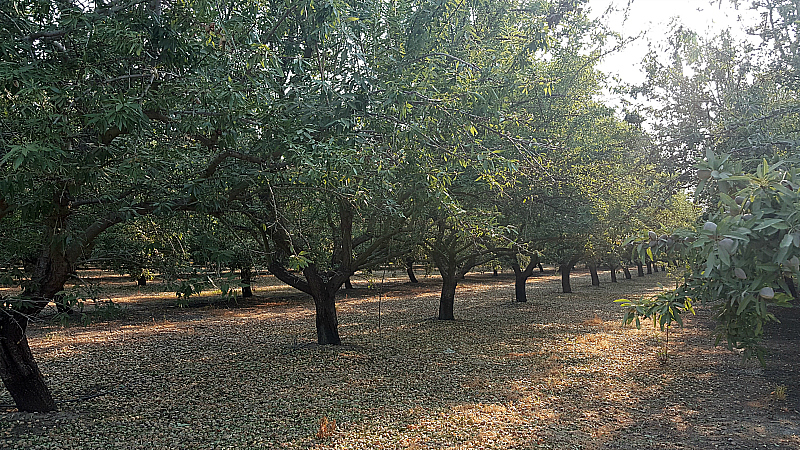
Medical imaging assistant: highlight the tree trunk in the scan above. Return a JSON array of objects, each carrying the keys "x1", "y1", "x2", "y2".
[
  {"x1": 510, "y1": 255, "x2": 539, "y2": 303},
  {"x1": 406, "y1": 259, "x2": 419, "y2": 283},
  {"x1": 0, "y1": 313, "x2": 57, "y2": 412},
  {"x1": 538, "y1": 263, "x2": 544, "y2": 272},
  {"x1": 241, "y1": 267, "x2": 253, "y2": 298},
  {"x1": 560, "y1": 263, "x2": 573, "y2": 293},
  {"x1": 646, "y1": 261, "x2": 653, "y2": 274},
  {"x1": 1, "y1": 248, "x2": 72, "y2": 412},
  {"x1": 312, "y1": 289, "x2": 340, "y2": 345},
  {"x1": 493, "y1": 268, "x2": 498, "y2": 277},
  {"x1": 588, "y1": 263, "x2": 600, "y2": 286},
  {"x1": 637, "y1": 263, "x2": 644, "y2": 277},
  {"x1": 653, "y1": 263, "x2": 659, "y2": 273},
  {"x1": 344, "y1": 277, "x2": 353, "y2": 290},
  {"x1": 609, "y1": 265, "x2": 618, "y2": 283},
  {"x1": 514, "y1": 275, "x2": 527, "y2": 303},
  {"x1": 137, "y1": 275, "x2": 147, "y2": 286},
  {"x1": 622, "y1": 266, "x2": 632, "y2": 279},
  {"x1": 438, "y1": 271, "x2": 457, "y2": 320},
  {"x1": 304, "y1": 266, "x2": 342, "y2": 345}
]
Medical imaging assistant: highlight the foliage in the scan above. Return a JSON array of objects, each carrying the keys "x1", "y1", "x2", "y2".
[{"x1": 622, "y1": 151, "x2": 798, "y2": 358}]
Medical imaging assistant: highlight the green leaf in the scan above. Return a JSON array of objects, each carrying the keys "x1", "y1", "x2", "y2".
[{"x1": 780, "y1": 233, "x2": 794, "y2": 248}]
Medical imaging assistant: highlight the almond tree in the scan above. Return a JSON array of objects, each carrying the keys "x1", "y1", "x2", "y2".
[{"x1": 0, "y1": 0, "x2": 361, "y2": 411}]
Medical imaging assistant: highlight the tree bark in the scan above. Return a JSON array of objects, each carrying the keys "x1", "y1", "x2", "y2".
[
  {"x1": 241, "y1": 267, "x2": 253, "y2": 298},
  {"x1": 637, "y1": 263, "x2": 644, "y2": 277},
  {"x1": 622, "y1": 266, "x2": 632, "y2": 279},
  {"x1": 344, "y1": 277, "x2": 353, "y2": 290},
  {"x1": 511, "y1": 255, "x2": 539, "y2": 303},
  {"x1": 438, "y1": 270, "x2": 457, "y2": 320},
  {"x1": 609, "y1": 265, "x2": 617, "y2": 283},
  {"x1": 588, "y1": 263, "x2": 600, "y2": 286},
  {"x1": 646, "y1": 261, "x2": 653, "y2": 274},
  {"x1": 137, "y1": 275, "x2": 147, "y2": 286},
  {"x1": 653, "y1": 263, "x2": 659, "y2": 273},
  {"x1": 0, "y1": 247, "x2": 72, "y2": 412},
  {"x1": 560, "y1": 263, "x2": 573, "y2": 293},
  {"x1": 304, "y1": 265, "x2": 342, "y2": 345},
  {"x1": 406, "y1": 258, "x2": 418, "y2": 283},
  {"x1": 514, "y1": 275, "x2": 527, "y2": 302},
  {"x1": 0, "y1": 313, "x2": 57, "y2": 412}
]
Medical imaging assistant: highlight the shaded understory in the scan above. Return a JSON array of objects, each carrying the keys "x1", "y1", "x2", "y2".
[{"x1": 1, "y1": 269, "x2": 798, "y2": 449}]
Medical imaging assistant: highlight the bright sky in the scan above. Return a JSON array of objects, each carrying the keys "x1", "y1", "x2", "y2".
[{"x1": 588, "y1": 0, "x2": 762, "y2": 87}]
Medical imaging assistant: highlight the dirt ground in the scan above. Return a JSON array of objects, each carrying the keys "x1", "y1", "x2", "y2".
[{"x1": 0, "y1": 268, "x2": 798, "y2": 449}]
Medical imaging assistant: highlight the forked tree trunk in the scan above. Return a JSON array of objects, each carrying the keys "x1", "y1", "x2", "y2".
[
  {"x1": 637, "y1": 263, "x2": 644, "y2": 277},
  {"x1": 438, "y1": 271, "x2": 457, "y2": 320},
  {"x1": 511, "y1": 255, "x2": 540, "y2": 303},
  {"x1": 588, "y1": 263, "x2": 600, "y2": 286},
  {"x1": 304, "y1": 266, "x2": 342, "y2": 345},
  {"x1": 241, "y1": 267, "x2": 253, "y2": 298},
  {"x1": 622, "y1": 266, "x2": 632, "y2": 279},
  {"x1": 560, "y1": 263, "x2": 573, "y2": 293}
]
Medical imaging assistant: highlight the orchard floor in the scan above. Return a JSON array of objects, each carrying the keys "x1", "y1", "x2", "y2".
[{"x1": 1, "y1": 269, "x2": 799, "y2": 449}]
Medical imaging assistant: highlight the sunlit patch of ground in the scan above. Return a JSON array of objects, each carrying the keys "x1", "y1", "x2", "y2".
[{"x1": 1, "y1": 268, "x2": 798, "y2": 449}]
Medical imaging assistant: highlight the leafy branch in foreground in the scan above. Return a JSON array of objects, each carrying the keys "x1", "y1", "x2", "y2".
[{"x1": 620, "y1": 151, "x2": 797, "y2": 360}]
